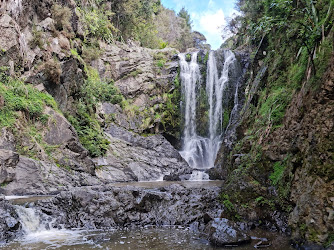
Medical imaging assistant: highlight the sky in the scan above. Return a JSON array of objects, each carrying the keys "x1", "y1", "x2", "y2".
[{"x1": 161, "y1": 0, "x2": 238, "y2": 50}]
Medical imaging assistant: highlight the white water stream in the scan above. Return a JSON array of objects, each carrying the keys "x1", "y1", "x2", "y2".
[
  {"x1": 179, "y1": 51, "x2": 237, "y2": 180},
  {"x1": 13, "y1": 205, "x2": 87, "y2": 247}
]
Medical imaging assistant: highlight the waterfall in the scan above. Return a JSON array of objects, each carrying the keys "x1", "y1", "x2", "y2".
[
  {"x1": 179, "y1": 50, "x2": 237, "y2": 180},
  {"x1": 14, "y1": 205, "x2": 84, "y2": 245}
]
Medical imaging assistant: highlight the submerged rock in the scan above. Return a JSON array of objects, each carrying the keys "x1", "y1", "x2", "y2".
[{"x1": 205, "y1": 218, "x2": 251, "y2": 247}]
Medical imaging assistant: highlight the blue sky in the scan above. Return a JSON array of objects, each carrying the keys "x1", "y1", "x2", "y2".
[{"x1": 161, "y1": 0, "x2": 238, "y2": 49}]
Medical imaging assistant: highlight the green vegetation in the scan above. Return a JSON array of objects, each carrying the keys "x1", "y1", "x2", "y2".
[
  {"x1": 52, "y1": 4, "x2": 73, "y2": 35},
  {"x1": 30, "y1": 26, "x2": 44, "y2": 49},
  {"x1": 78, "y1": 7, "x2": 117, "y2": 44},
  {"x1": 0, "y1": 68, "x2": 57, "y2": 128},
  {"x1": 160, "y1": 74, "x2": 182, "y2": 133},
  {"x1": 220, "y1": 193, "x2": 235, "y2": 212},
  {"x1": 269, "y1": 161, "x2": 285, "y2": 186},
  {"x1": 218, "y1": 0, "x2": 333, "y2": 242},
  {"x1": 222, "y1": 109, "x2": 230, "y2": 129},
  {"x1": 66, "y1": 68, "x2": 123, "y2": 157},
  {"x1": 325, "y1": 233, "x2": 334, "y2": 248}
]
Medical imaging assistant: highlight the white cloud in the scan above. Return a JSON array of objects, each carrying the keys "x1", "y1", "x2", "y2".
[
  {"x1": 199, "y1": 9, "x2": 225, "y2": 35},
  {"x1": 192, "y1": 9, "x2": 226, "y2": 49}
]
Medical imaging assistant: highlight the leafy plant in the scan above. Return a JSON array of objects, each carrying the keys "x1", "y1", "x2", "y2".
[
  {"x1": 78, "y1": 7, "x2": 117, "y2": 44},
  {"x1": 0, "y1": 69, "x2": 58, "y2": 128},
  {"x1": 66, "y1": 68, "x2": 122, "y2": 157}
]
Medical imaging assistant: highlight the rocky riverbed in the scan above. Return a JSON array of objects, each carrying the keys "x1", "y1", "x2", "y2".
[{"x1": 0, "y1": 181, "x2": 296, "y2": 249}]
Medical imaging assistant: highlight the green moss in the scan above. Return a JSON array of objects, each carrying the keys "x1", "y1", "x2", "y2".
[
  {"x1": 258, "y1": 86, "x2": 292, "y2": 126},
  {"x1": 204, "y1": 52, "x2": 209, "y2": 64},
  {"x1": 223, "y1": 109, "x2": 230, "y2": 129}
]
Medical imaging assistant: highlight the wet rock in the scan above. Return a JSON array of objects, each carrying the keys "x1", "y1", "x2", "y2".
[
  {"x1": 205, "y1": 218, "x2": 251, "y2": 247},
  {"x1": 94, "y1": 123, "x2": 191, "y2": 182},
  {"x1": 0, "y1": 199, "x2": 20, "y2": 243},
  {"x1": 34, "y1": 183, "x2": 223, "y2": 230}
]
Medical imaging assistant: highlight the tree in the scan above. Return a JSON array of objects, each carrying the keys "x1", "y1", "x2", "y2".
[{"x1": 178, "y1": 7, "x2": 192, "y2": 29}]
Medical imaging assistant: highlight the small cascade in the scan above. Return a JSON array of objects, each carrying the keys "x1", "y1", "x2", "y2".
[
  {"x1": 179, "y1": 50, "x2": 238, "y2": 180},
  {"x1": 15, "y1": 206, "x2": 43, "y2": 234},
  {"x1": 14, "y1": 205, "x2": 85, "y2": 246}
]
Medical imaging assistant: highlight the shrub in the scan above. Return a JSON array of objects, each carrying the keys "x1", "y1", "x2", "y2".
[
  {"x1": 78, "y1": 7, "x2": 117, "y2": 44},
  {"x1": 67, "y1": 68, "x2": 123, "y2": 157},
  {"x1": 82, "y1": 44, "x2": 102, "y2": 62},
  {"x1": 52, "y1": 4, "x2": 72, "y2": 32},
  {"x1": 43, "y1": 59, "x2": 62, "y2": 85},
  {"x1": 30, "y1": 26, "x2": 44, "y2": 49}
]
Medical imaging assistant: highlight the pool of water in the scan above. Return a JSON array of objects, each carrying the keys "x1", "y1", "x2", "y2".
[
  {"x1": 109, "y1": 180, "x2": 224, "y2": 188},
  {"x1": 1, "y1": 226, "x2": 293, "y2": 250}
]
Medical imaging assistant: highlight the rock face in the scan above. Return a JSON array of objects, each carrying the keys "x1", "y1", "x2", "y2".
[
  {"x1": 0, "y1": 156, "x2": 102, "y2": 195},
  {"x1": 0, "y1": 0, "x2": 188, "y2": 188},
  {"x1": 0, "y1": 150, "x2": 19, "y2": 185},
  {"x1": 43, "y1": 107, "x2": 95, "y2": 175},
  {"x1": 34, "y1": 183, "x2": 223, "y2": 229},
  {"x1": 95, "y1": 123, "x2": 192, "y2": 182},
  {"x1": 209, "y1": 50, "x2": 250, "y2": 179},
  {"x1": 94, "y1": 44, "x2": 180, "y2": 135},
  {"x1": 266, "y1": 56, "x2": 334, "y2": 244},
  {"x1": 212, "y1": 51, "x2": 334, "y2": 245},
  {"x1": 0, "y1": 197, "x2": 20, "y2": 243},
  {"x1": 204, "y1": 218, "x2": 251, "y2": 246},
  {"x1": 0, "y1": 108, "x2": 103, "y2": 195}
]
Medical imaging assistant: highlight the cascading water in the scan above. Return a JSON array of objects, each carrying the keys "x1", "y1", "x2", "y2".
[
  {"x1": 179, "y1": 50, "x2": 237, "y2": 180},
  {"x1": 14, "y1": 205, "x2": 86, "y2": 246}
]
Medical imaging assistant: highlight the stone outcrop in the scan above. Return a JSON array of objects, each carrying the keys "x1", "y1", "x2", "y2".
[
  {"x1": 94, "y1": 123, "x2": 192, "y2": 182},
  {"x1": 204, "y1": 218, "x2": 251, "y2": 246},
  {"x1": 0, "y1": 197, "x2": 20, "y2": 243},
  {"x1": 263, "y1": 55, "x2": 334, "y2": 245},
  {"x1": 34, "y1": 183, "x2": 223, "y2": 229},
  {"x1": 0, "y1": 150, "x2": 19, "y2": 185},
  {"x1": 0, "y1": 156, "x2": 102, "y2": 196},
  {"x1": 0, "y1": 107, "x2": 103, "y2": 195}
]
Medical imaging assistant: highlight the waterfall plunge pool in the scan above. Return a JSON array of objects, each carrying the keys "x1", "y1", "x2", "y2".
[
  {"x1": 3, "y1": 181, "x2": 293, "y2": 250},
  {"x1": 1, "y1": 226, "x2": 293, "y2": 250}
]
